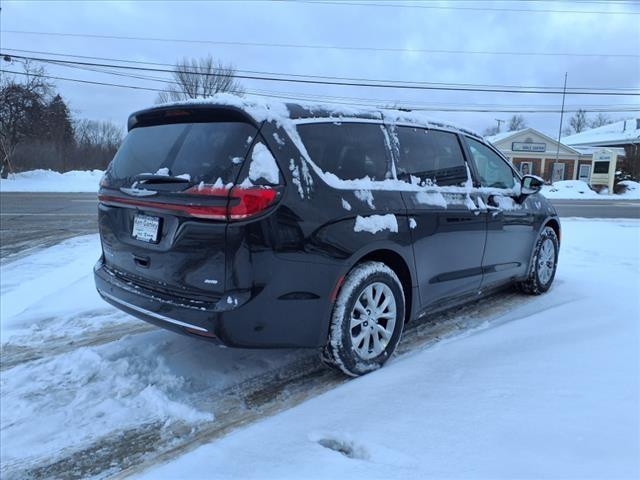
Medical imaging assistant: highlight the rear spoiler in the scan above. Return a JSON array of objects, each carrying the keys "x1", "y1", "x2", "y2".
[{"x1": 127, "y1": 104, "x2": 260, "y2": 131}]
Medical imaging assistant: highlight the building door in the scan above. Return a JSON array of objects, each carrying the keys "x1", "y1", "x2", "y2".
[
  {"x1": 552, "y1": 162, "x2": 565, "y2": 182},
  {"x1": 578, "y1": 164, "x2": 591, "y2": 182}
]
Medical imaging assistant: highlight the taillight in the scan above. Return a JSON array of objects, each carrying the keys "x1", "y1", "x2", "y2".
[
  {"x1": 99, "y1": 185, "x2": 278, "y2": 221},
  {"x1": 227, "y1": 187, "x2": 277, "y2": 220}
]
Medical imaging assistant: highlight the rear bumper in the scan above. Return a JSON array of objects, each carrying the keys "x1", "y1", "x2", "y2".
[{"x1": 94, "y1": 256, "x2": 336, "y2": 348}]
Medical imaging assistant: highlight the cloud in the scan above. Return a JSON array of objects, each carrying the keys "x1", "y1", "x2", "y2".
[{"x1": 2, "y1": 0, "x2": 638, "y2": 136}]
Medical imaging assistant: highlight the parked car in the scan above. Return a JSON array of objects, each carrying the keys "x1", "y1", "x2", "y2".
[{"x1": 94, "y1": 97, "x2": 560, "y2": 376}]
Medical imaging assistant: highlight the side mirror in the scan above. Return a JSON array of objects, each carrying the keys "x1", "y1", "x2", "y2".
[{"x1": 521, "y1": 174, "x2": 544, "y2": 195}]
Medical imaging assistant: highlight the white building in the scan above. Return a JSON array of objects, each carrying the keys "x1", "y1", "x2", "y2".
[{"x1": 485, "y1": 128, "x2": 594, "y2": 183}]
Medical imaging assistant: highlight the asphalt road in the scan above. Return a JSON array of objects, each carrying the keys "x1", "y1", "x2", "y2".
[
  {"x1": 0, "y1": 192, "x2": 98, "y2": 262},
  {"x1": 1, "y1": 192, "x2": 639, "y2": 262}
]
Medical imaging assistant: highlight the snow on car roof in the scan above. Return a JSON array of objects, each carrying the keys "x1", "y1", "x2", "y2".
[{"x1": 147, "y1": 93, "x2": 483, "y2": 139}]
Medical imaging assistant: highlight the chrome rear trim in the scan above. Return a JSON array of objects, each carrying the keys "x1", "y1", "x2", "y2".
[{"x1": 98, "y1": 289, "x2": 208, "y2": 332}]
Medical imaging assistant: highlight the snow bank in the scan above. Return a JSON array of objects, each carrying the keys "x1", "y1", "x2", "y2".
[
  {"x1": 541, "y1": 179, "x2": 640, "y2": 200},
  {"x1": 618, "y1": 180, "x2": 640, "y2": 199},
  {"x1": 141, "y1": 219, "x2": 640, "y2": 479},
  {"x1": 0, "y1": 169, "x2": 103, "y2": 193},
  {"x1": 1, "y1": 235, "x2": 105, "y2": 333},
  {"x1": 541, "y1": 180, "x2": 601, "y2": 199},
  {"x1": 1, "y1": 340, "x2": 213, "y2": 465}
]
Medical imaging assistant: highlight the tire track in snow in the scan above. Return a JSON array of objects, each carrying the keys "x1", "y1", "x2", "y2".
[{"x1": 11, "y1": 288, "x2": 541, "y2": 480}]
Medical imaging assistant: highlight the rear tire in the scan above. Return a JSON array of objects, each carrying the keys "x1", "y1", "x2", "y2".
[
  {"x1": 322, "y1": 261, "x2": 405, "y2": 377},
  {"x1": 517, "y1": 226, "x2": 559, "y2": 295}
]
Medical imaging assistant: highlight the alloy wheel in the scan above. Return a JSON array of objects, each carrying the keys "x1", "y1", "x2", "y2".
[
  {"x1": 349, "y1": 282, "x2": 397, "y2": 360},
  {"x1": 537, "y1": 238, "x2": 556, "y2": 285}
]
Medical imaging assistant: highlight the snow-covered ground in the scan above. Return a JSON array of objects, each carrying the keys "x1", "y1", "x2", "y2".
[
  {"x1": 142, "y1": 219, "x2": 640, "y2": 479},
  {"x1": 0, "y1": 169, "x2": 103, "y2": 192},
  {"x1": 541, "y1": 180, "x2": 640, "y2": 200},
  {"x1": 1, "y1": 219, "x2": 638, "y2": 479}
]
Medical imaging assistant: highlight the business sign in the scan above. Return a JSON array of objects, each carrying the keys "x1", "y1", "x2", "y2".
[
  {"x1": 590, "y1": 148, "x2": 617, "y2": 192},
  {"x1": 512, "y1": 141, "x2": 546, "y2": 152}
]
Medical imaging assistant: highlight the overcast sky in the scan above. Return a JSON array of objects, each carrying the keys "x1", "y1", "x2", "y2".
[{"x1": 2, "y1": 0, "x2": 639, "y2": 137}]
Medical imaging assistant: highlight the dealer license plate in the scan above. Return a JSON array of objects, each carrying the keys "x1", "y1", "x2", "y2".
[{"x1": 132, "y1": 214, "x2": 160, "y2": 243}]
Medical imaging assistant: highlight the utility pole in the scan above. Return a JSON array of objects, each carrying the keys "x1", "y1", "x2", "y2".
[
  {"x1": 554, "y1": 72, "x2": 568, "y2": 164},
  {"x1": 549, "y1": 72, "x2": 568, "y2": 184},
  {"x1": 495, "y1": 118, "x2": 505, "y2": 132}
]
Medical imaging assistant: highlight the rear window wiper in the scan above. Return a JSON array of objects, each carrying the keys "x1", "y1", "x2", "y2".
[{"x1": 134, "y1": 173, "x2": 191, "y2": 184}]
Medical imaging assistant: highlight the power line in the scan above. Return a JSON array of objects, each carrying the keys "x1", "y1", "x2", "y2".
[
  {"x1": 2, "y1": 30, "x2": 638, "y2": 58},
  {"x1": 4, "y1": 53, "x2": 639, "y2": 96},
  {"x1": 3, "y1": 47, "x2": 639, "y2": 91},
  {"x1": 2, "y1": 69, "x2": 639, "y2": 114},
  {"x1": 25, "y1": 58, "x2": 640, "y2": 110},
  {"x1": 51, "y1": 61, "x2": 640, "y2": 110},
  {"x1": 287, "y1": 0, "x2": 640, "y2": 15}
]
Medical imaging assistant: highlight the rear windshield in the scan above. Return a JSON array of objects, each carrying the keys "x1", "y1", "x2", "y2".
[{"x1": 107, "y1": 122, "x2": 257, "y2": 186}]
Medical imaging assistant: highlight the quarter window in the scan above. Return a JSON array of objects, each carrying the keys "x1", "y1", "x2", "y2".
[
  {"x1": 297, "y1": 123, "x2": 391, "y2": 181},
  {"x1": 395, "y1": 128, "x2": 468, "y2": 186},
  {"x1": 466, "y1": 137, "x2": 516, "y2": 189}
]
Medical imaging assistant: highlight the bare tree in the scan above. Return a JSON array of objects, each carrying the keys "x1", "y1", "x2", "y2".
[
  {"x1": 507, "y1": 115, "x2": 527, "y2": 132},
  {"x1": 569, "y1": 109, "x2": 588, "y2": 134},
  {"x1": 75, "y1": 119, "x2": 123, "y2": 149},
  {"x1": 589, "y1": 113, "x2": 614, "y2": 129},
  {"x1": 483, "y1": 125, "x2": 500, "y2": 136},
  {"x1": 507, "y1": 114, "x2": 527, "y2": 131},
  {"x1": 0, "y1": 60, "x2": 53, "y2": 177},
  {"x1": 156, "y1": 55, "x2": 244, "y2": 103}
]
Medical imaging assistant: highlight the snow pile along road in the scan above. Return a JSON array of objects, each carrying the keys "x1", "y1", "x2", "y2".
[
  {"x1": 141, "y1": 219, "x2": 640, "y2": 479},
  {"x1": 0, "y1": 169, "x2": 103, "y2": 192},
  {"x1": 541, "y1": 179, "x2": 640, "y2": 200}
]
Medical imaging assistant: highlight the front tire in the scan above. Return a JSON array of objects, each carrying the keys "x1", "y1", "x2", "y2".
[
  {"x1": 517, "y1": 226, "x2": 559, "y2": 295},
  {"x1": 322, "y1": 261, "x2": 405, "y2": 377}
]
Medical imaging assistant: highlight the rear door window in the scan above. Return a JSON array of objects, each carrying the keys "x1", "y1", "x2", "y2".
[
  {"x1": 297, "y1": 123, "x2": 391, "y2": 181},
  {"x1": 395, "y1": 127, "x2": 468, "y2": 186},
  {"x1": 108, "y1": 121, "x2": 257, "y2": 186}
]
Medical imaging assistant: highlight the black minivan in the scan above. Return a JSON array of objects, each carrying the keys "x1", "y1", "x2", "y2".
[{"x1": 94, "y1": 97, "x2": 560, "y2": 376}]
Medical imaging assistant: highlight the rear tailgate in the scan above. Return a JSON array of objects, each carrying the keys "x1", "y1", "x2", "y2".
[{"x1": 98, "y1": 107, "x2": 258, "y2": 301}]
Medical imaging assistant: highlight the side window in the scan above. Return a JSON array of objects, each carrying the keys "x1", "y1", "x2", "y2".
[
  {"x1": 465, "y1": 137, "x2": 516, "y2": 189},
  {"x1": 395, "y1": 127, "x2": 468, "y2": 186},
  {"x1": 297, "y1": 123, "x2": 391, "y2": 181}
]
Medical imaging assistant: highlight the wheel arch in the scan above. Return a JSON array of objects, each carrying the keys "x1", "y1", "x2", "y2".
[
  {"x1": 544, "y1": 217, "x2": 561, "y2": 244},
  {"x1": 522, "y1": 215, "x2": 561, "y2": 280}
]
